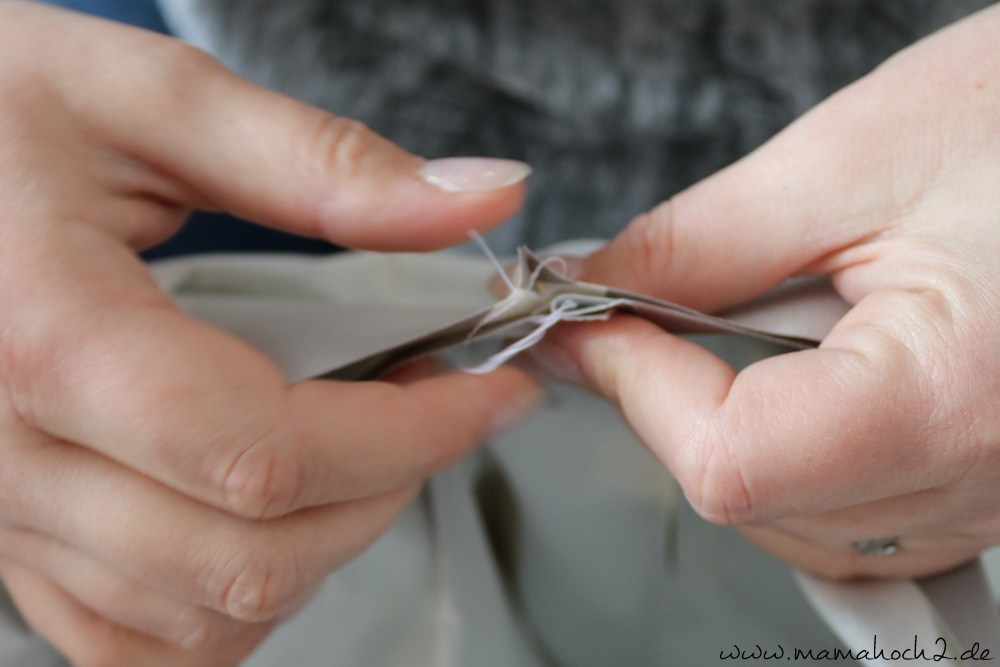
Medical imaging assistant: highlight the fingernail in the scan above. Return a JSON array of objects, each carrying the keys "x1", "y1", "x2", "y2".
[
  {"x1": 419, "y1": 158, "x2": 532, "y2": 193},
  {"x1": 488, "y1": 387, "x2": 543, "y2": 439}
]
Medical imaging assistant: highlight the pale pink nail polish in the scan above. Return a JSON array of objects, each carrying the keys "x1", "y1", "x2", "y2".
[{"x1": 419, "y1": 158, "x2": 532, "y2": 193}]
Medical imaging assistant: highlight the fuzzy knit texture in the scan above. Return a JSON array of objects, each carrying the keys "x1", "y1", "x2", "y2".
[{"x1": 157, "y1": 0, "x2": 994, "y2": 251}]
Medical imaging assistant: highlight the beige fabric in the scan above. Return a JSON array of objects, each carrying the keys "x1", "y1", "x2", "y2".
[
  {"x1": 167, "y1": 249, "x2": 839, "y2": 666},
  {"x1": 3, "y1": 249, "x2": 996, "y2": 666}
]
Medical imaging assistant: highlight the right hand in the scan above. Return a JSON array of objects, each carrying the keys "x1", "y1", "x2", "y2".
[
  {"x1": 0, "y1": 3, "x2": 539, "y2": 666},
  {"x1": 539, "y1": 3, "x2": 1000, "y2": 582}
]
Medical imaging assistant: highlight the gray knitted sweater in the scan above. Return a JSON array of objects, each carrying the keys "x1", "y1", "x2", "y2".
[{"x1": 157, "y1": 0, "x2": 993, "y2": 251}]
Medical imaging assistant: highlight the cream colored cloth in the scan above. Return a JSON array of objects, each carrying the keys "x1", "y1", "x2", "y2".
[{"x1": 1, "y1": 249, "x2": 997, "y2": 666}]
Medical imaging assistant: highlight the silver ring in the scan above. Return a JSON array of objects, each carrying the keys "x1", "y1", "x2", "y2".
[{"x1": 853, "y1": 537, "x2": 899, "y2": 557}]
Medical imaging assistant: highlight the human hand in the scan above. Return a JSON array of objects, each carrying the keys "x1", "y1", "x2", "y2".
[
  {"x1": 0, "y1": 3, "x2": 538, "y2": 666},
  {"x1": 538, "y1": 4, "x2": 1000, "y2": 580}
]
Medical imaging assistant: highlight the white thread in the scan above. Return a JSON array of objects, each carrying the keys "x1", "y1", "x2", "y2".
[
  {"x1": 468, "y1": 231, "x2": 516, "y2": 294},
  {"x1": 465, "y1": 232, "x2": 526, "y2": 342},
  {"x1": 467, "y1": 251, "x2": 572, "y2": 339},
  {"x1": 466, "y1": 299, "x2": 580, "y2": 374},
  {"x1": 548, "y1": 256, "x2": 569, "y2": 276},
  {"x1": 549, "y1": 295, "x2": 629, "y2": 318},
  {"x1": 465, "y1": 297, "x2": 630, "y2": 374},
  {"x1": 464, "y1": 233, "x2": 619, "y2": 373},
  {"x1": 526, "y1": 254, "x2": 568, "y2": 288}
]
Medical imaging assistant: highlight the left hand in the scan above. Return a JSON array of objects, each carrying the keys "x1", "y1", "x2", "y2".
[
  {"x1": 536, "y1": 4, "x2": 1000, "y2": 580},
  {"x1": 0, "y1": 5, "x2": 537, "y2": 665}
]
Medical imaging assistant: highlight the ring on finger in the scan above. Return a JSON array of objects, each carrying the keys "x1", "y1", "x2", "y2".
[{"x1": 853, "y1": 537, "x2": 899, "y2": 557}]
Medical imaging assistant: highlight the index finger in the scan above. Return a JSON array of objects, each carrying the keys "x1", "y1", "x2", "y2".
[
  {"x1": 5, "y1": 225, "x2": 539, "y2": 519},
  {"x1": 52, "y1": 5, "x2": 528, "y2": 250}
]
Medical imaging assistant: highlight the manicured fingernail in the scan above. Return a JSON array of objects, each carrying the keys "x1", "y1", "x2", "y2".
[
  {"x1": 419, "y1": 158, "x2": 532, "y2": 193},
  {"x1": 489, "y1": 387, "x2": 543, "y2": 439}
]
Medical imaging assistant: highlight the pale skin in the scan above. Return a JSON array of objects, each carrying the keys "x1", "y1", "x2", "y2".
[
  {"x1": 0, "y1": 3, "x2": 540, "y2": 666},
  {"x1": 541, "y1": 4, "x2": 1000, "y2": 580},
  {"x1": 4, "y1": 0, "x2": 1000, "y2": 666}
]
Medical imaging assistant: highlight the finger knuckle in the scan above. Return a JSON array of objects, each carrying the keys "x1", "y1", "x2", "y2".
[
  {"x1": 210, "y1": 538, "x2": 305, "y2": 624},
  {"x1": 174, "y1": 612, "x2": 236, "y2": 652},
  {"x1": 0, "y1": 323, "x2": 60, "y2": 432},
  {"x1": 86, "y1": 35, "x2": 227, "y2": 139},
  {"x1": 139, "y1": 36, "x2": 224, "y2": 95},
  {"x1": 678, "y1": 426, "x2": 758, "y2": 526},
  {"x1": 217, "y1": 436, "x2": 304, "y2": 520},
  {"x1": 164, "y1": 38, "x2": 222, "y2": 76},
  {"x1": 311, "y1": 115, "x2": 376, "y2": 179},
  {"x1": 618, "y1": 199, "x2": 679, "y2": 290}
]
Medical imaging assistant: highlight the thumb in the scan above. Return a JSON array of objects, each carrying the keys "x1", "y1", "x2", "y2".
[
  {"x1": 579, "y1": 63, "x2": 940, "y2": 313},
  {"x1": 45, "y1": 7, "x2": 528, "y2": 250}
]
